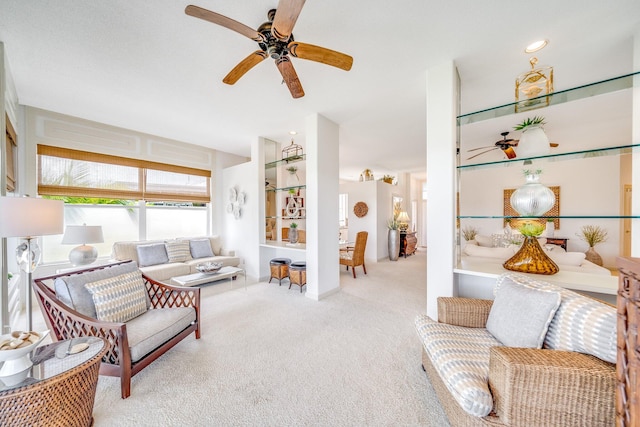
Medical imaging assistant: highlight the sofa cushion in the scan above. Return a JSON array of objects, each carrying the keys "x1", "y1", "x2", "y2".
[
  {"x1": 165, "y1": 239, "x2": 192, "y2": 263},
  {"x1": 126, "y1": 307, "x2": 196, "y2": 362},
  {"x1": 54, "y1": 261, "x2": 140, "y2": 318},
  {"x1": 486, "y1": 280, "x2": 560, "y2": 348},
  {"x1": 84, "y1": 270, "x2": 148, "y2": 323},
  {"x1": 496, "y1": 273, "x2": 617, "y2": 363},
  {"x1": 140, "y1": 262, "x2": 191, "y2": 282},
  {"x1": 415, "y1": 314, "x2": 499, "y2": 417},
  {"x1": 137, "y1": 243, "x2": 169, "y2": 267},
  {"x1": 189, "y1": 238, "x2": 214, "y2": 259}
]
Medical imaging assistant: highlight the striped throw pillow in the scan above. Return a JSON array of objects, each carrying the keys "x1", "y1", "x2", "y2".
[
  {"x1": 165, "y1": 239, "x2": 192, "y2": 262},
  {"x1": 85, "y1": 271, "x2": 148, "y2": 323}
]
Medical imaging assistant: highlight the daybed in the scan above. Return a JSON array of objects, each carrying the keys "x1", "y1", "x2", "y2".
[
  {"x1": 415, "y1": 272, "x2": 615, "y2": 426},
  {"x1": 33, "y1": 260, "x2": 200, "y2": 399},
  {"x1": 111, "y1": 235, "x2": 240, "y2": 281}
]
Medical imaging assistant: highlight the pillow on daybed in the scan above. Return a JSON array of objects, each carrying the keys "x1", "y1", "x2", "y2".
[
  {"x1": 546, "y1": 250, "x2": 585, "y2": 266},
  {"x1": 463, "y1": 244, "x2": 515, "y2": 259},
  {"x1": 190, "y1": 238, "x2": 214, "y2": 259},
  {"x1": 137, "y1": 243, "x2": 169, "y2": 267},
  {"x1": 486, "y1": 279, "x2": 561, "y2": 348},
  {"x1": 85, "y1": 270, "x2": 148, "y2": 323},
  {"x1": 474, "y1": 235, "x2": 494, "y2": 247}
]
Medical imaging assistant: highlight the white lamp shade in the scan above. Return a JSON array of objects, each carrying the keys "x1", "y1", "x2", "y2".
[
  {"x1": 62, "y1": 225, "x2": 104, "y2": 244},
  {"x1": 0, "y1": 197, "x2": 64, "y2": 238},
  {"x1": 397, "y1": 211, "x2": 411, "y2": 222}
]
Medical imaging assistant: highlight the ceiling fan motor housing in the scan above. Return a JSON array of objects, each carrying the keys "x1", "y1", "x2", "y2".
[{"x1": 257, "y1": 10, "x2": 293, "y2": 59}]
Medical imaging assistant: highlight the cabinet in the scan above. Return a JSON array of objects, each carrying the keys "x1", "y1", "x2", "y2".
[
  {"x1": 457, "y1": 72, "x2": 639, "y2": 270},
  {"x1": 616, "y1": 256, "x2": 640, "y2": 427},
  {"x1": 400, "y1": 232, "x2": 417, "y2": 258}
]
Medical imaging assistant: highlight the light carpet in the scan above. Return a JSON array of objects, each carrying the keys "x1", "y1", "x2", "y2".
[{"x1": 84, "y1": 250, "x2": 449, "y2": 426}]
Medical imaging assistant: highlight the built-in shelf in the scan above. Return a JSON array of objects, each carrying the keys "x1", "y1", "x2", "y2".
[
  {"x1": 265, "y1": 154, "x2": 306, "y2": 169},
  {"x1": 457, "y1": 71, "x2": 639, "y2": 126}
]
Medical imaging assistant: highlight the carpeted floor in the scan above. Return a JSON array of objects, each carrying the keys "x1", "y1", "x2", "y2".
[{"x1": 54, "y1": 250, "x2": 449, "y2": 426}]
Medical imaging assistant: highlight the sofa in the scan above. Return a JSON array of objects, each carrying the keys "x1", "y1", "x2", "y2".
[
  {"x1": 415, "y1": 272, "x2": 615, "y2": 426},
  {"x1": 33, "y1": 261, "x2": 200, "y2": 399},
  {"x1": 111, "y1": 235, "x2": 240, "y2": 282}
]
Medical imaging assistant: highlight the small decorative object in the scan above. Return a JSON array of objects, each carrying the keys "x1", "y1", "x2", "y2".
[
  {"x1": 577, "y1": 225, "x2": 608, "y2": 266},
  {"x1": 289, "y1": 222, "x2": 299, "y2": 244},
  {"x1": 381, "y1": 175, "x2": 394, "y2": 184},
  {"x1": 503, "y1": 223, "x2": 559, "y2": 275},
  {"x1": 515, "y1": 57, "x2": 554, "y2": 112},
  {"x1": 196, "y1": 262, "x2": 223, "y2": 274},
  {"x1": 546, "y1": 218, "x2": 555, "y2": 237},
  {"x1": 461, "y1": 226, "x2": 479, "y2": 242},
  {"x1": 227, "y1": 186, "x2": 246, "y2": 220},
  {"x1": 510, "y1": 169, "x2": 555, "y2": 217},
  {"x1": 286, "y1": 166, "x2": 299, "y2": 187},
  {"x1": 362, "y1": 169, "x2": 374, "y2": 181},
  {"x1": 397, "y1": 211, "x2": 410, "y2": 232},
  {"x1": 513, "y1": 116, "x2": 550, "y2": 158},
  {"x1": 353, "y1": 201, "x2": 368, "y2": 218},
  {"x1": 282, "y1": 138, "x2": 303, "y2": 161},
  {"x1": 503, "y1": 218, "x2": 512, "y2": 240},
  {"x1": 387, "y1": 217, "x2": 400, "y2": 261},
  {"x1": 0, "y1": 330, "x2": 49, "y2": 386}
]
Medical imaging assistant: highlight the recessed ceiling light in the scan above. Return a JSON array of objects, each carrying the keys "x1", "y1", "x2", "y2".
[
  {"x1": 289, "y1": 130, "x2": 297, "y2": 135},
  {"x1": 525, "y1": 40, "x2": 548, "y2": 53}
]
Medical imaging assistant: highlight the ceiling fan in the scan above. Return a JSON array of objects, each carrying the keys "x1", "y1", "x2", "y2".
[
  {"x1": 185, "y1": 1, "x2": 353, "y2": 99},
  {"x1": 466, "y1": 132, "x2": 559, "y2": 160}
]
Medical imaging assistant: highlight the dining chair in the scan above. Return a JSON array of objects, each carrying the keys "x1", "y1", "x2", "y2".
[{"x1": 339, "y1": 231, "x2": 368, "y2": 278}]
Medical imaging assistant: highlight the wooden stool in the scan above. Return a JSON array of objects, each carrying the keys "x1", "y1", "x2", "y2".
[
  {"x1": 269, "y1": 258, "x2": 291, "y2": 286},
  {"x1": 289, "y1": 262, "x2": 306, "y2": 293}
]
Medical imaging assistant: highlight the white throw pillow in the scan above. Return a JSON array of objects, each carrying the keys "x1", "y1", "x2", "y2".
[
  {"x1": 463, "y1": 244, "x2": 515, "y2": 259},
  {"x1": 547, "y1": 251, "x2": 586, "y2": 266},
  {"x1": 165, "y1": 239, "x2": 192, "y2": 262},
  {"x1": 474, "y1": 235, "x2": 494, "y2": 247},
  {"x1": 486, "y1": 280, "x2": 561, "y2": 348}
]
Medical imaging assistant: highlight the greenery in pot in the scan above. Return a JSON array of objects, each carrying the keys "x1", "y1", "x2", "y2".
[
  {"x1": 290, "y1": 222, "x2": 298, "y2": 229},
  {"x1": 461, "y1": 226, "x2": 478, "y2": 241},
  {"x1": 518, "y1": 222, "x2": 545, "y2": 237},
  {"x1": 514, "y1": 116, "x2": 546, "y2": 131},
  {"x1": 387, "y1": 217, "x2": 399, "y2": 230},
  {"x1": 577, "y1": 225, "x2": 607, "y2": 247}
]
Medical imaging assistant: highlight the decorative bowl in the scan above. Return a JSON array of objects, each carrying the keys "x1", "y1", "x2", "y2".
[
  {"x1": 0, "y1": 330, "x2": 49, "y2": 385},
  {"x1": 196, "y1": 262, "x2": 223, "y2": 274}
]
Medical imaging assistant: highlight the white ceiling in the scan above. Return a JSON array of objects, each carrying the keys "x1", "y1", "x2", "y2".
[{"x1": 1, "y1": 1, "x2": 638, "y2": 181}]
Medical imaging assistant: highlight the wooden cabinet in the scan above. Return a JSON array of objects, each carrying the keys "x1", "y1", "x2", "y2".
[
  {"x1": 545, "y1": 237, "x2": 568, "y2": 251},
  {"x1": 400, "y1": 232, "x2": 417, "y2": 258},
  {"x1": 616, "y1": 256, "x2": 640, "y2": 427}
]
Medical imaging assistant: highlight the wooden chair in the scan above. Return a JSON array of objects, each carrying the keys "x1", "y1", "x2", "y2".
[{"x1": 339, "y1": 231, "x2": 368, "y2": 278}]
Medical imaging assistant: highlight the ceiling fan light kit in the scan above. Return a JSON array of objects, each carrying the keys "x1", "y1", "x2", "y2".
[{"x1": 186, "y1": 1, "x2": 353, "y2": 98}]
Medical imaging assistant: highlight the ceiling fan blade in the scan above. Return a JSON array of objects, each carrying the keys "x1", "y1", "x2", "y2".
[
  {"x1": 288, "y1": 41, "x2": 353, "y2": 71},
  {"x1": 466, "y1": 147, "x2": 498, "y2": 160},
  {"x1": 185, "y1": 5, "x2": 265, "y2": 42},
  {"x1": 467, "y1": 145, "x2": 496, "y2": 152},
  {"x1": 276, "y1": 56, "x2": 305, "y2": 98},
  {"x1": 223, "y1": 51, "x2": 268, "y2": 85},
  {"x1": 550, "y1": 142, "x2": 559, "y2": 147},
  {"x1": 271, "y1": 0, "x2": 306, "y2": 41}
]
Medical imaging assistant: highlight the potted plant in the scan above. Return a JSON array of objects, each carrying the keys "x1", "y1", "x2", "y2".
[
  {"x1": 503, "y1": 222, "x2": 559, "y2": 275},
  {"x1": 289, "y1": 222, "x2": 299, "y2": 244},
  {"x1": 577, "y1": 225, "x2": 607, "y2": 266},
  {"x1": 387, "y1": 217, "x2": 400, "y2": 261},
  {"x1": 461, "y1": 226, "x2": 478, "y2": 242},
  {"x1": 513, "y1": 116, "x2": 550, "y2": 158}
]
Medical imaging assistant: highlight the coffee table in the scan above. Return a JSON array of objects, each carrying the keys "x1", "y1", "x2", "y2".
[{"x1": 170, "y1": 266, "x2": 245, "y2": 288}]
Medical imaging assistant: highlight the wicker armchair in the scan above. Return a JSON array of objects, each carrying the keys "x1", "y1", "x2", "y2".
[
  {"x1": 33, "y1": 261, "x2": 200, "y2": 399},
  {"x1": 339, "y1": 231, "x2": 368, "y2": 278},
  {"x1": 421, "y1": 297, "x2": 615, "y2": 426}
]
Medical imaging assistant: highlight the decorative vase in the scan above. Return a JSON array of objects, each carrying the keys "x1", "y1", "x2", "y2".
[
  {"x1": 388, "y1": 229, "x2": 400, "y2": 261},
  {"x1": 585, "y1": 246, "x2": 603, "y2": 266},
  {"x1": 289, "y1": 228, "x2": 299, "y2": 244},
  {"x1": 515, "y1": 124, "x2": 550, "y2": 158},
  {"x1": 503, "y1": 235, "x2": 559, "y2": 275},
  {"x1": 546, "y1": 221, "x2": 555, "y2": 237},
  {"x1": 510, "y1": 172, "x2": 555, "y2": 216}
]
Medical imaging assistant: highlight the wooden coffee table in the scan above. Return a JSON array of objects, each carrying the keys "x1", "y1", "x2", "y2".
[{"x1": 170, "y1": 266, "x2": 245, "y2": 288}]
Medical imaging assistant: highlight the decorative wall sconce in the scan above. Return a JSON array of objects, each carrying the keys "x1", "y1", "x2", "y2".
[{"x1": 515, "y1": 57, "x2": 554, "y2": 112}]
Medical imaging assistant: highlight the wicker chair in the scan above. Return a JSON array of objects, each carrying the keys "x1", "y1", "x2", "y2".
[
  {"x1": 339, "y1": 231, "x2": 368, "y2": 278},
  {"x1": 33, "y1": 261, "x2": 200, "y2": 399}
]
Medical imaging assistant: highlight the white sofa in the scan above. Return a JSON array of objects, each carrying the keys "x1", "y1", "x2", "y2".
[{"x1": 111, "y1": 235, "x2": 240, "y2": 282}]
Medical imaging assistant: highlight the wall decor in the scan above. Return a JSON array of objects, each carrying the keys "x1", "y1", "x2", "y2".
[
  {"x1": 353, "y1": 201, "x2": 368, "y2": 218},
  {"x1": 227, "y1": 186, "x2": 246, "y2": 220},
  {"x1": 392, "y1": 195, "x2": 403, "y2": 219}
]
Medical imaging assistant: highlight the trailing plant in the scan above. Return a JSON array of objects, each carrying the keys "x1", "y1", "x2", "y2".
[
  {"x1": 577, "y1": 225, "x2": 607, "y2": 247},
  {"x1": 387, "y1": 217, "x2": 399, "y2": 230},
  {"x1": 522, "y1": 168, "x2": 543, "y2": 176},
  {"x1": 461, "y1": 226, "x2": 479, "y2": 241},
  {"x1": 514, "y1": 115, "x2": 546, "y2": 131},
  {"x1": 518, "y1": 222, "x2": 545, "y2": 237}
]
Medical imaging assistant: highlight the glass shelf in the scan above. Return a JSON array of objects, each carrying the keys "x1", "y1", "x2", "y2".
[
  {"x1": 266, "y1": 216, "x2": 307, "y2": 220},
  {"x1": 266, "y1": 184, "x2": 306, "y2": 193},
  {"x1": 458, "y1": 144, "x2": 640, "y2": 170},
  {"x1": 457, "y1": 71, "x2": 639, "y2": 126},
  {"x1": 265, "y1": 154, "x2": 306, "y2": 169}
]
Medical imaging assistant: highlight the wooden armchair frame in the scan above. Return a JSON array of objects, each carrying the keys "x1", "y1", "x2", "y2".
[{"x1": 33, "y1": 261, "x2": 200, "y2": 399}]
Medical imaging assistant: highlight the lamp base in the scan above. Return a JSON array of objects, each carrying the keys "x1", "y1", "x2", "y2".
[{"x1": 68, "y1": 245, "x2": 98, "y2": 266}]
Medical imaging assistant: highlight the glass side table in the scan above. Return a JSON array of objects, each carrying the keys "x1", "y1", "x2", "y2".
[{"x1": 0, "y1": 337, "x2": 106, "y2": 427}]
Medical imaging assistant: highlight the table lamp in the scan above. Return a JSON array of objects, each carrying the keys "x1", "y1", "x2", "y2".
[
  {"x1": 62, "y1": 224, "x2": 104, "y2": 266},
  {"x1": 0, "y1": 196, "x2": 64, "y2": 331},
  {"x1": 397, "y1": 211, "x2": 410, "y2": 232}
]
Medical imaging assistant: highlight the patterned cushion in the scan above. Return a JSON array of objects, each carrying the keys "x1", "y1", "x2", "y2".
[
  {"x1": 136, "y1": 243, "x2": 169, "y2": 267},
  {"x1": 84, "y1": 271, "x2": 148, "y2": 323},
  {"x1": 165, "y1": 239, "x2": 192, "y2": 263},
  {"x1": 486, "y1": 280, "x2": 560, "y2": 348},
  {"x1": 415, "y1": 314, "x2": 499, "y2": 417},
  {"x1": 496, "y1": 273, "x2": 616, "y2": 363}
]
